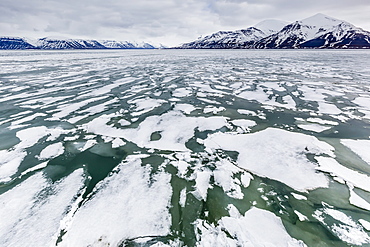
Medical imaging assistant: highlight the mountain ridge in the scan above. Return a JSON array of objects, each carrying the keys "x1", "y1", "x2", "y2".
[
  {"x1": 0, "y1": 36, "x2": 160, "y2": 50},
  {"x1": 179, "y1": 19, "x2": 287, "y2": 49},
  {"x1": 178, "y1": 13, "x2": 370, "y2": 49}
]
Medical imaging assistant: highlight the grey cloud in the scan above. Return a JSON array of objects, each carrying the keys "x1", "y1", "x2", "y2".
[{"x1": 0, "y1": 0, "x2": 369, "y2": 46}]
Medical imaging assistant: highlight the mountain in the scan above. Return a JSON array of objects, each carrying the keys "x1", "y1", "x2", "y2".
[
  {"x1": 178, "y1": 13, "x2": 370, "y2": 49},
  {"x1": 179, "y1": 19, "x2": 288, "y2": 49},
  {"x1": 255, "y1": 13, "x2": 370, "y2": 48},
  {"x1": 36, "y1": 37, "x2": 106, "y2": 49},
  {"x1": 99, "y1": 40, "x2": 155, "y2": 49},
  {"x1": 0, "y1": 37, "x2": 36, "y2": 49},
  {"x1": 0, "y1": 37, "x2": 158, "y2": 50},
  {"x1": 254, "y1": 19, "x2": 290, "y2": 36}
]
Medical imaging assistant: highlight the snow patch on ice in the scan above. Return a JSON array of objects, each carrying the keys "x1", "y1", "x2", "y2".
[
  {"x1": 349, "y1": 187, "x2": 370, "y2": 211},
  {"x1": 294, "y1": 210, "x2": 309, "y2": 221},
  {"x1": 60, "y1": 157, "x2": 172, "y2": 246},
  {"x1": 205, "y1": 128, "x2": 332, "y2": 191},
  {"x1": 0, "y1": 169, "x2": 85, "y2": 247},
  {"x1": 231, "y1": 119, "x2": 256, "y2": 132},
  {"x1": 179, "y1": 188, "x2": 187, "y2": 207},
  {"x1": 341, "y1": 139, "x2": 370, "y2": 165},
  {"x1": 129, "y1": 97, "x2": 166, "y2": 116},
  {"x1": 203, "y1": 106, "x2": 225, "y2": 114},
  {"x1": 20, "y1": 161, "x2": 48, "y2": 177},
  {"x1": 83, "y1": 111, "x2": 229, "y2": 151},
  {"x1": 195, "y1": 207, "x2": 306, "y2": 246},
  {"x1": 316, "y1": 157, "x2": 370, "y2": 192},
  {"x1": 193, "y1": 169, "x2": 212, "y2": 201},
  {"x1": 291, "y1": 193, "x2": 308, "y2": 200},
  {"x1": 297, "y1": 123, "x2": 332, "y2": 132},
  {"x1": 174, "y1": 103, "x2": 196, "y2": 114},
  {"x1": 111, "y1": 138, "x2": 126, "y2": 148},
  {"x1": 38, "y1": 142, "x2": 64, "y2": 160},
  {"x1": 237, "y1": 109, "x2": 257, "y2": 116},
  {"x1": 314, "y1": 207, "x2": 370, "y2": 245},
  {"x1": 359, "y1": 219, "x2": 370, "y2": 231},
  {"x1": 0, "y1": 126, "x2": 50, "y2": 182}
]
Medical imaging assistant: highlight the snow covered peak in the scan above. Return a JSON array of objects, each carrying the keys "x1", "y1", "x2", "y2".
[
  {"x1": 253, "y1": 13, "x2": 370, "y2": 49},
  {"x1": 254, "y1": 19, "x2": 288, "y2": 35},
  {"x1": 40, "y1": 36, "x2": 72, "y2": 41},
  {"x1": 299, "y1": 13, "x2": 349, "y2": 27},
  {"x1": 278, "y1": 13, "x2": 357, "y2": 41}
]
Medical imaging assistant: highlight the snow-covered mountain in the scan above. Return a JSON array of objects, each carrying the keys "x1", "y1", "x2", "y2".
[
  {"x1": 179, "y1": 13, "x2": 370, "y2": 49},
  {"x1": 35, "y1": 37, "x2": 106, "y2": 49},
  {"x1": 0, "y1": 37, "x2": 158, "y2": 50},
  {"x1": 254, "y1": 19, "x2": 290, "y2": 36},
  {"x1": 0, "y1": 37, "x2": 36, "y2": 49},
  {"x1": 99, "y1": 40, "x2": 155, "y2": 49},
  {"x1": 179, "y1": 19, "x2": 288, "y2": 49},
  {"x1": 255, "y1": 13, "x2": 370, "y2": 48}
]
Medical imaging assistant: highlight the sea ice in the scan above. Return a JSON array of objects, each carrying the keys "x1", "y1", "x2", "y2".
[
  {"x1": 0, "y1": 126, "x2": 51, "y2": 182},
  {"x1": 316, "y1": 157, "x2": 370, "y2": 192},
  {"x1": 297, "y1": 123, "x2": 332, "y2": 132},
  {"x1": 129, "y1": 97, "x2": 166, "y2": 116},
  {"x1": 59, "y1": 157, "x2": 172, "y2": 246},
  {"x1": 174, "y1": 103, "x2": 196, "y2": 114},
  {"x1": 341, "y1": 139, "x2": 370, "y2": 165},
  {"x1": 0, "y1": 169, "x2": 85, "y2": 247},
  {"x1": 195, "y1": 207, "x2": 306, "y2": 246},
  {"x1": 204, "y1": 128, "x2": 332, "y2": 191},
  {"x1": 38, "y1": 142, "x2": 64, "y2": 160},
  {"x1": 84, "y1": 110, "x2": 229, "y2": 151},
  {"x1": 349, "y1": 188, "x2": 370, "y2": 211},
  {"x1": 231, "y1": 119, "x2": 256, "y2": 132},
  {"x1": 314, "y1": 207, "x2": 370, "y2": 245}
]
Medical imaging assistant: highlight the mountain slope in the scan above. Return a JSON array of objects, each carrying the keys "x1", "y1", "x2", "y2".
[
  {"x1": 36, "y1": 37, "x2": 106, "y2": 49},
  {"x1": 254, "y1": 19, "x2": 290, "y2": 36},
  {"x1": 179, "y1": 19, "x2": 287, "y2": 49},
  {"x1": 179, "y1": 13, "x2": 370, "y2": 49},
  {"x1": 0, "y1": 37, "x2": 36, "y2": 49},
  {"x1": 0, "y1": 37, "x2": 157, "y2": 50},
  {"x1": 254, "y1": 13, "x2": 370, "y2": 48}
]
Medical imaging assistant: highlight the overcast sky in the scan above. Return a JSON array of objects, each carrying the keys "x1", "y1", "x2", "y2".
[{"x1": 1, "y1": 0, "x2": 369, "y2": 46}]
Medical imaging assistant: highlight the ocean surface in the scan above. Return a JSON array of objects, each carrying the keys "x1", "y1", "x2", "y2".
[{"x1": 1, "y1": 49, "x2": 370, "y2": 246}]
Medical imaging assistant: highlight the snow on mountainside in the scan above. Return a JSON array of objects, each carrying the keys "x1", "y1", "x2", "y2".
[
  {"x1": 179, "y1": 19, "x2": 287, "y2": 49},
  {"x1": 255, "y1": 13, "x2": 370, "y2": 48},
  {"x1": 0, "y1": 37, "x2": 158, "y2": 50},
  {"x1": 179, "y1": 13, "x2": 370, "y2": 49},
  {"x1": 100, "y1": 40, "x2": 155, "y2": 49},
  {"x1": 0, "y1": 37, "x2": 36, "y2": 49},
  {"x1": 255, "y1": 14, "x2": 369, "y2": 48},
  {"x1": 254, "y1": 19, "x2": 289, "y2": 36},
  {"x1": 36, "y1": 37, "x2": 106, "y2": 49}
]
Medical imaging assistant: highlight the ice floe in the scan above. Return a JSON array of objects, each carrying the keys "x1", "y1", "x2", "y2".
[
  {"x1": 316, "y1": 157, "x2": 370, "y2": 192},
  {"x1": 205, "y1": 128, "x2": 333, "y2": 191},
  {"x1": 0, "y1": 126, "x2": 51, "y2": 182},
  {"x1": 38, "y1": 142, "x2": 64, "y2": 160},
  {"x1": 0, "y1": 169, "x2": 85, "y2": 247},
  {"x1": 84, "y1": 111, "x2": 229, "y2": 151},
  {"x1": 59, "y1": 157, "x2": 172, "y2": 246},
  {"x1": 195, "y1": 206, "x2": 306, "y2": 246},
  {"x1": 314, "y1": 206, "x2": 370, "y2": 245},
  {"x1": 341, "y1": 139, "x2": 370, "y2": 165},
  {"x1": 349, "y1": 187, "x2": 370, "y2": 211}
]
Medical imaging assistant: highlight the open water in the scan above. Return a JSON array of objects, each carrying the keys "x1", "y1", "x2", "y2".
[{"x1": 1, "y1": 49, "x2": 370, "y2": 246}]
